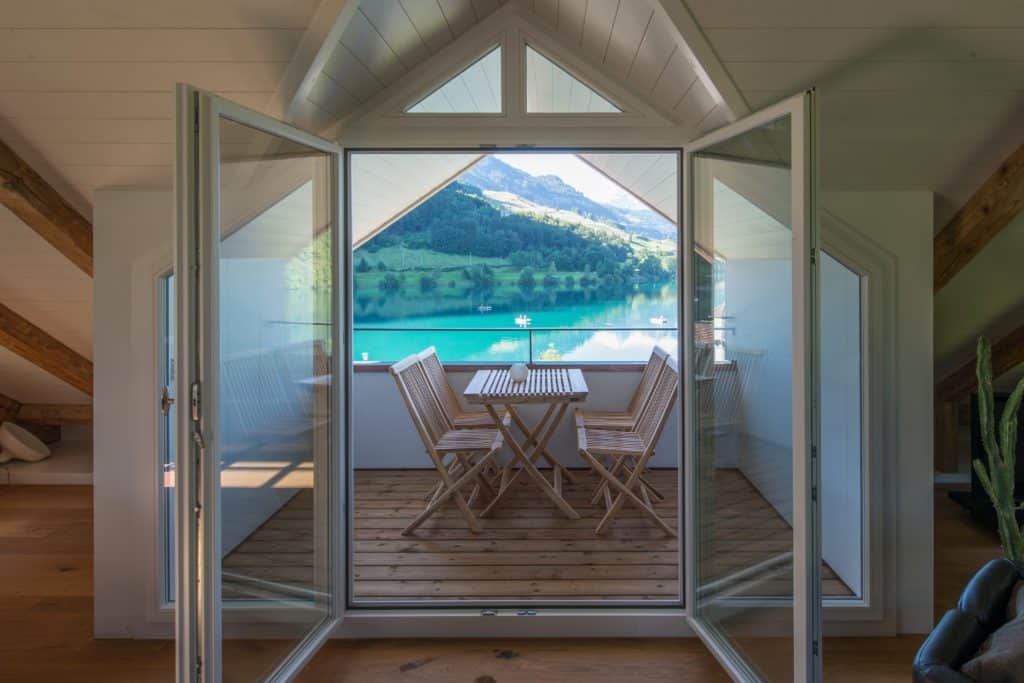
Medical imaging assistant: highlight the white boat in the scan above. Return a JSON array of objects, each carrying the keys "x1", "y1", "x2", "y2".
[
  {"x1": 477, "y1": 304, "x2": 492, "y2": 312},
  {"x1": 649, "y1": 315, "x2": 669, "y2": 326},
  {"x1": 515, "y1": 314, "x2": 532, "y2": 327}
]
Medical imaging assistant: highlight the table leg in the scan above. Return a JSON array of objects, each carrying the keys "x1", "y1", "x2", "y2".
[
  {"x1": 507, "y1": 404, "x2": 578, "y2": 484},
  {"x1": 480, "y1": 402, "x2": 580, "y2": 519}
]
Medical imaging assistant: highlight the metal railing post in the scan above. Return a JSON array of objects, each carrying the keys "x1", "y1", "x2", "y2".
[{"x1": 528, "y1": 329, "x2": 534, "y2": 364}]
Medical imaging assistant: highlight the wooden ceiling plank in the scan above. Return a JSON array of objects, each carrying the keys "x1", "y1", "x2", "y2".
[
  {"x1": 934, "y1": 141, "x2": 1024, "y2": 292},
  {"x1": 0, "y1": 302, "x2": 92, "y2": 397},
  {"x1": 0, "y1": 138, "x2": 93, "y2": 276},
  {"x1": 14, "y1": 403, "x2": 92, "y2": 425},
  {"x1": 935, "y1": 322, "x2": 1024, "y2": 402}
]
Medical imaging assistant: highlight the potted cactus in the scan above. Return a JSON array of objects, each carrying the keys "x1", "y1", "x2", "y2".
[{"x1": 973, "y1": 336, "x2": 1024, "y2": 562}]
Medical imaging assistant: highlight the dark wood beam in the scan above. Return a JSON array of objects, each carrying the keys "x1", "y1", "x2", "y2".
[
  {"x1": 935, "y1": 142, "x2": 1024, "y2": 292},
  {"x1": 0, "y1": 138, "x2": 92, "y2": 276},
  {"x1": 15, "y1": 403, "x2": 91, "y2": 425},
  {"x1": 0, "y1": 303, "x2": 92, "y2": 396},
  {"x1": 0, "y1": 391, "x2": 20, "y2": 422},
  {"x1": 936, "y1": 322, "x2": 1024, "y2": 402}
]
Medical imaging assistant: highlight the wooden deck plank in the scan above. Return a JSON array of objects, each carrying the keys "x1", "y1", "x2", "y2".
[{"x1": 220, "y1": 468, "x2": 854, "y2": 602}]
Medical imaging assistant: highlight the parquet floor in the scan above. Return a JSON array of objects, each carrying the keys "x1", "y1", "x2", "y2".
[{"x1": 0, "y1": 482, "x2": 997, "y2": 681}]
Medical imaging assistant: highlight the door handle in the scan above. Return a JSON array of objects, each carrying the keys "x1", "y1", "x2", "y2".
[{"x1": 160, "y1": 386, "x2": 176, "y2": 416}]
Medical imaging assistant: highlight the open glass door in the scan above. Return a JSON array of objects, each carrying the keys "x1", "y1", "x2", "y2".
[
  {"x1": 175, "y1": 85, "x2": 346, "y2": 682},
  {"x1": 683, "y1": 91, "x2": 820, "y2": 681}
]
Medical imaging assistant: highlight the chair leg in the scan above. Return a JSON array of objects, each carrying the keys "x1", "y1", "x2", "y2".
[
  {"x1": 578, "y1": 449, "x2": 676, "y2": 537},
  {"x1": 590, "y1": 456, "x2": 626, "y2": 505},
  {"x1": 457, "y1": 451, "x2": 495, "y2": 502},
  {"x1": 402, "y1": 448, "x2": 497, "y2": 535}
]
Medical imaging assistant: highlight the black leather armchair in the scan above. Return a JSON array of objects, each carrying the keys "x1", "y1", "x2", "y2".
[{"x1": 913, "y1": 558, "x2": 1023, "y2": 682}]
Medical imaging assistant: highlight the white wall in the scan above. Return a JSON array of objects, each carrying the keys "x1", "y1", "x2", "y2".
[
  {"x1": 822, "y1": 190, "x2": 934, "y2": 634},
  {"x1": 94, "y1": 189, "x2": 173, "y2": 637}
]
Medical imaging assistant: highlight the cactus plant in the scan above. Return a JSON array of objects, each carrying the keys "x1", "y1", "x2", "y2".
[{"x1": 973, "y1": 336, "x2": 1024, "y2": 563}]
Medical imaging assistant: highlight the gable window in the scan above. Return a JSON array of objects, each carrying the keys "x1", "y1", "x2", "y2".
[
  {"x1": 406, "y1": 46, "x2": 502, "y2": 114},
  {"x1": 525, "y1": 44, "x2": 621, "y2": 114}
]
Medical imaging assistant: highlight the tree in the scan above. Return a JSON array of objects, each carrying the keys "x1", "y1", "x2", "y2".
[
  {"x1": 378, "y1": 274, "x2": 402, "y2": 292},
  {"x1": 542, "y1": 272, "x2": 559, "y2": 289},
  {"x1": 518, "y1": 267, "x2": 536, "y2": 292},
  {"x1": 356, "y1": 256, "x2": 371, "y2": 273}
]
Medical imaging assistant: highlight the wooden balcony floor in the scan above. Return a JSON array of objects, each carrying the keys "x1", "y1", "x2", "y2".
[{"x1": 224, "y1": 467, "x2": 852, "y2": 603}]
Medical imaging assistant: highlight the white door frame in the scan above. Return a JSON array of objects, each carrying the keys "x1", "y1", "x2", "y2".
[
  {"x1": 174, "y1": 84, "x2": 348, "y2": 683},
  {"x1": 681, "y1": 90, "x2": 821, "y2": 682}
]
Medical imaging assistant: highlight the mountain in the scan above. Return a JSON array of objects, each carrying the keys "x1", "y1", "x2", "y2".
[{"x1": 459, "y1": 156, "x2": 674, "y2": 240}]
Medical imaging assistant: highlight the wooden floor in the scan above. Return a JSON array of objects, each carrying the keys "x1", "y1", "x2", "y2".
[
  {"x1": 0, "y1": 483, "x2": 999, "y2": 681},
  {"x1": 224, "y1": 467, "x2": 849, "y2": 603}
]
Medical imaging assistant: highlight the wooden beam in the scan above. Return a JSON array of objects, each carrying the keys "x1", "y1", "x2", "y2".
[
  {"x1": 934, "y1": 142, "x2": 1024, "y2": 292},
  {"x1": 936, "y1": 322, "x2": 1024, "y2": 402},
  {"x1": 15, "y1": 403, "x2": 91, "y2": 425},
  {"x1": 0, "y1": 303, "x2": 92, "y2": 396},
  {"x1": 0, "y1": 138, "x2": 92, "y2": 276},
  {"x1": 654, "y1": 0, "x2": 750, "y2": 122},
  {"x1": 269, "y1": 0, "x2": 359, "y2": 124},
  {"x1": 0, "y1": 391, "x2": 20, "y2": 422}
]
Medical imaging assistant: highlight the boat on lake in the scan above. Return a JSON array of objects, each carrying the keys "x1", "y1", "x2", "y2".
[
  {"x1": 515, "y1": 314, "x2": 532, "y2": 327},
  {"x1": 649, "y1": 315, "x2": 669, "y2": 326}
]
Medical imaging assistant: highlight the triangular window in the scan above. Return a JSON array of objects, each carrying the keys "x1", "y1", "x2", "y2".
[
  {"x1": 406, "y1": 46, "x2": 502, "y2": 114},
  {"x1": 525, "y1": 45, "x2": 621, "y2": 114}
]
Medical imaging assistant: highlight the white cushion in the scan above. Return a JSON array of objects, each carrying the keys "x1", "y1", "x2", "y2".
[{"x1": 0, "y1": 422, "x2": 51, "y2": 462}]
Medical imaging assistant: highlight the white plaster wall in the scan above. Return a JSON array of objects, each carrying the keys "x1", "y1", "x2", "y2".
[
  {"x1": 94, "y1": 189, "x2": 173, "y2": 637},
  {"x1": 822, "y1": 190, "x2": 934, "y2": 634}
]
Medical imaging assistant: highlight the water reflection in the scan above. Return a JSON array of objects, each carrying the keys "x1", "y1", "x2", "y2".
[{"x1": 352, "y1": 283, "x2": 679, "y2": 363}]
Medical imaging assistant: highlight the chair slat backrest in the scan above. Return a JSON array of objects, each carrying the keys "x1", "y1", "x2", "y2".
[
  {"x1": 627, "y1": 346, "x2": 670, "y2": 414},
  {"x1": 418, "y1": 347, "x2": 463, "y2": 422},
  {"x1": 635, "y1": 358, "x2": 679, "y2": 449},
  {"x1": 389, "y1": 354, "x2": 451, "y2": 449}
]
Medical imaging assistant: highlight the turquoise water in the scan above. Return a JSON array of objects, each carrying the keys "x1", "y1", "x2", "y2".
[{"x1": 352, "y1": 284, "x2": 679, "y2": 364}]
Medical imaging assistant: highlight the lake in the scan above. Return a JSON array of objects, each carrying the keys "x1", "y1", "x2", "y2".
[{"x1": 353, "y1": 283, "x2": 679, "y2": 364}]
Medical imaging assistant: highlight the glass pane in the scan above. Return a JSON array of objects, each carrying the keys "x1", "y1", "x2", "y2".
[
  {"x1": 525, "y1": 45, "x2": 620, "y2": 113},
  {"x1": 217, "y1": 118, "x2": 333, "y2": 681},
  {"x1": 407, "y1": 46, "x2": 502, "y2": 113},
  {"x1": 820, "y1": 251, "x2": 862, "y2": 599},
  {"x1": 161, "y1": 274, "x2": 176, "y2": 602},
  {"x1": 692, "y1": 114, "x2": 796, "y2": 681},
  {"x1": 348, "y1": 150, "x2": 682, "y2": 606}
]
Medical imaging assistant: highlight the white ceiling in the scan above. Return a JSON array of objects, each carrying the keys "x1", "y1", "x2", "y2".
[
  {"x1": 4, "y1": 0, "x2": 1024, "y2": 402},
  {"x1": 688, "y1": 0, "x2": 1024, "y2": 227},
  {"x1": 309, "y1": 0, "x2": 721, "y2": 129}
]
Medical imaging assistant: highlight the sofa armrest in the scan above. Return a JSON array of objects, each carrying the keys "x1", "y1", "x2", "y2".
[{"x1": 913, "y1": 610, "x2": 988, "y2": 682}]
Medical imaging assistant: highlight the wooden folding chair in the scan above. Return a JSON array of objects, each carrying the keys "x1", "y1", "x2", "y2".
[
  {"x1": 418, "y1": 347, "x2": 507, "y2": 429},
  {"x1": 576, "y1": 358, "x2": 679, "y2": 537},
  {"x1": 574, "y1": 347, "x2": 669, "y2": 431},
  {"x1": 390, "y1": 354, "x2": 502, "y2": 535}
]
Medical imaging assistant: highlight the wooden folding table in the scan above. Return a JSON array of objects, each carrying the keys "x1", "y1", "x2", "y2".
[{"x1": 463, "y1": 367, "x2": 589, "y2": 519}]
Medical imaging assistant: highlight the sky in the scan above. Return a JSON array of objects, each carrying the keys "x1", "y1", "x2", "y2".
[{"x1": 494, "y1": 153, "x2": 648, "y2": 212}]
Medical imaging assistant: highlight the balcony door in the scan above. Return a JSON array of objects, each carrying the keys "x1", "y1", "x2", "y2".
[
  {"x1": 683, "y1": 91, "x2": 821, "y2": 681},
  {"x1": 174, "y1": 85, "x2": 347, "y2": 682}
]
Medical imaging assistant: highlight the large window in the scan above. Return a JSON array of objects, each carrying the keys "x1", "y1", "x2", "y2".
[{"x1": 350, "y1": 151, "x2": 679, "y2": 365}]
